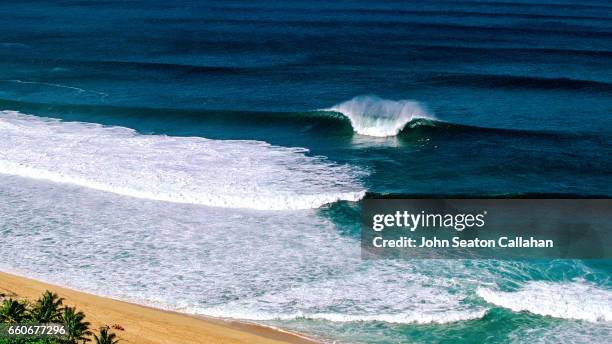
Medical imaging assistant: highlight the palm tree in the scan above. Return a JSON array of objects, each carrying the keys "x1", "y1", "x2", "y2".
[
  {"x1": 62, "y1": 306, "x2": 92, "y2": 343},
  {"x1": 93, "y1": 327, "x2": 119, "y2": 344},
  {"x1": 0, "y1": 298, "x2": 28, "y2": 323},
  {"x1": 31, "y1": 290, "x2": 64, "y2": 323}
]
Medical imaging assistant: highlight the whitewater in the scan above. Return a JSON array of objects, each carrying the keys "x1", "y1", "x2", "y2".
[
  {"x1": 478, "y1": 281, "x2": 612, "y2": 323},
  {"x1": 0, "y1": 157, "x2": 490, "y2": 333},
  {"x1": 0, "y1": 111, "x2": 365, "y2": 210},
  {"x1": 1, "y1": 0, "x2": 611, "y2": 342},
  {"x1": 0, "y1": 110, "x2": 493, "y2": 333},
  {"x1": 327, "y1": 95, "x2": 433, "y2": 137},
  {"x1": 0, "y1": 111, "x2": 609, "y2": 343}
]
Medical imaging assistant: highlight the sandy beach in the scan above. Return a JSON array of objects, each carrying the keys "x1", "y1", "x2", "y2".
[{"x1": 0, "y1": 271, "x2": 316, "y2": 344}]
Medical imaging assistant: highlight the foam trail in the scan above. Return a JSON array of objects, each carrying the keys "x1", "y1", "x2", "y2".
[
  {"x1": 0, "y1": 111, "x2": 365, "y2": 210},
  {"x1": 191, "y1": 308, "x2": 487, "y2": 325},
  {"x1": 327, "y1": 95, "x2": 433, "y2": 137},
  {"x1": 477, "y1": 281, "x2": 612, "y2": 322}
]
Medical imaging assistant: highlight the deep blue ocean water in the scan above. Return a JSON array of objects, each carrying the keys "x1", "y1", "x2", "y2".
[{"x1": 0, "y1": 1, "x2": 611, "y2": 343}]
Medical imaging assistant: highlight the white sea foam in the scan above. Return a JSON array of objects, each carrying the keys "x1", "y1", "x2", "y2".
[
  {"x1": 194, "y1": 308, "x2": 487, "y2": 324},
  {"x1": 0, "y1": 175, "x2": 489, "y2": 331},
  {"x1": 1, "y1": 110, "x2": 605, "y2": 342},
  {"x1": 508, "y1": 320, "x2": 612, "y2": 344},
  {"x1": 477, "y1": 281, "x2": 612, "y2": 322},
  {"x1": 0, "y1": 111, "x2": 365, "y2": 210},
  {"x1": 4, "y1": 171, "x2": 606, "y2": 341},
  {"x1": 184, "y1": 260, "x2": 489, "y2": 325},
  {"x1": 328, "y1": 95, "x2": 432, "y2": 137}
]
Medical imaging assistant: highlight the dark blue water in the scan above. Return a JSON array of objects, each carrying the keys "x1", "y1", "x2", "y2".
[
  {"x1": 1, "y1": 0, "x2": 610, "y2": 198},
  {"x1": 1, "y1": 1, "x2": 611, "y2": 343}
]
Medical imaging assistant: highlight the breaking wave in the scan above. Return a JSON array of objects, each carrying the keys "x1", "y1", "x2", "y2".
[{"x1": 326, "y1": 95, "x2": 433, "y2": 137}]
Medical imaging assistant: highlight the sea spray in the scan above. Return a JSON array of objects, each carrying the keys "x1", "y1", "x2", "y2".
[{"x1": 328, "y1": 95, "x2": 433, "y2": 137}]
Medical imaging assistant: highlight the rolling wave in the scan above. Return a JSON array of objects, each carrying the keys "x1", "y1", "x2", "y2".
[
  {"x1": 0, "y1": 96, "x2": 593, "y2": 143},
  {"x1": 407, "y1": 44, "x2": 612, "y2": 59},
  {"x1": 322, "y1": 95, "x2": 595, "y2": 138},
  {"x1": 209, "y1": 6, "x2": 612, "y2": 22},
  {"x1": 199, "y1": 18, "x2": 612, "y2": 39},
  {"x1": 1, "y1": 96, "x2": 597, "y2": 142},
  {"x1": 442, "y1": 1, "x2": 612, "y2": 11},
  {"x1": 427, "y1": 73, "x2": 612, "y2": 92},
  {"x1": 2, "y1": 43, "x2": 610, "y2": 79},
  {"x1": 0, "y1": 111, "x2": 365, "y2": 210}
]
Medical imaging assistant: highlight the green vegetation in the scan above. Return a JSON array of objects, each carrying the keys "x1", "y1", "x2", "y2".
[
  {"x1": 0, "y1": 291, "x2": 119, "y2": 344},
  {"x1": 61, "y1": 307, "x2": 91, "y2": 343},
  {"x1": 0, "y1": 299, "x2": 28, "y2": 324},
  {"x1": 92, "y1": 328, "x2": 118, "y2": 344},
  {"x1": 30, "y1": 292, "x2": 63, "y2": 324}
]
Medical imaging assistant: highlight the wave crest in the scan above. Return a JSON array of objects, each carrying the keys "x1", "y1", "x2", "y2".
[{"x1": 327, "y1": 95, "x2": 433, "y2": 137}]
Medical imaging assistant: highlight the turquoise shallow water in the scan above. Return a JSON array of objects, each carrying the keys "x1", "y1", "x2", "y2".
[{"x1": 0, "y1": 1, "x2": 611, "y2": 343}]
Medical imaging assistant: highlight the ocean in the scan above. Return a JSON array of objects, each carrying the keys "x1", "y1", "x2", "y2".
[{"x1": 0, "y1": 0, "x2": 611, "y2": 342}]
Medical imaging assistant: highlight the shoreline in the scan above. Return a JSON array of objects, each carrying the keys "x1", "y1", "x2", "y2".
[{"x1": 0, "y1": 271, "x2": 317, "y2": 344}]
